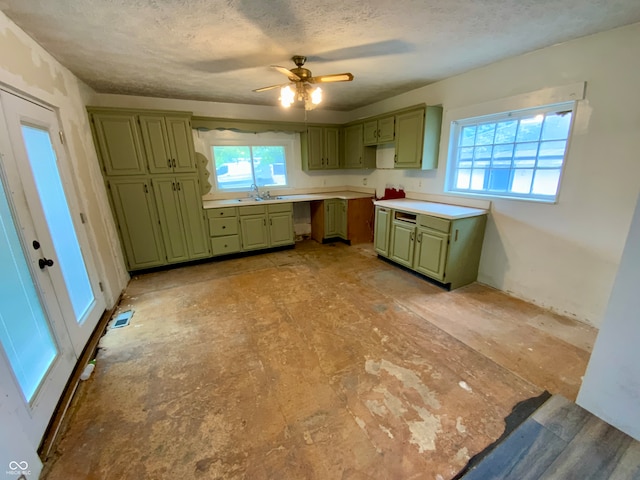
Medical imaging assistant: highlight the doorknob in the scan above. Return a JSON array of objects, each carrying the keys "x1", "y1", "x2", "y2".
[{"x1": 38, "y1": 258, "x2": 54, "y2": 269}]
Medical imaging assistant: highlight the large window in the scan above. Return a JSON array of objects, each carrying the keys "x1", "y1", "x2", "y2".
[
  {"x1": 212, "y1": 145, "x2": 288, "y2": 191},
  {"x1": 446, "y1": 102, "x2": 574, "y2": 202}
]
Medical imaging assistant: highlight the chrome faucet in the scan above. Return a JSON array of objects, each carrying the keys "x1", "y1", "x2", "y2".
[{"x1": 250, "y1": 183, "x2": 260, "y2": 198}]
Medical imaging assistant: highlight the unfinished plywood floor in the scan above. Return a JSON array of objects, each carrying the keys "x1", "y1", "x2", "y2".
[{"x1": 43, "y1": 241, "x2": 597, "y2": 479}]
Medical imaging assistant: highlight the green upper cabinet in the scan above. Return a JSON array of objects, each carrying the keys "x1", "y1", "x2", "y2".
[
  {"x1": 302, "y1": 126, "x2": 340, "y2": 170},
  {"x1": 107, "y1": 177, "x2": 165, "y2": 270},
  {"x1": 364, "y1": 115, "x2": 395, "y2": 146},
  {"x1": 342, "y1": 123, "x2": 376, "y2": 169},
  {"x1": 90, "y1": 112, "x2": 147, "y2": 176},
  {"x1": 394, "y1": 109, "x2": 425, "y2": 169},
  {"x1": 394, "y1": 106, "x2": 442, "y2": 170},
  {"x1": 140, "y1": 114, "x2": 196, "y2": 174}
]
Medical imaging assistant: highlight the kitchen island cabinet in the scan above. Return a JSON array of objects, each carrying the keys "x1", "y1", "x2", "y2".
[{"x1": 374, "y1": 199, "x2": 487, "y2": 289}]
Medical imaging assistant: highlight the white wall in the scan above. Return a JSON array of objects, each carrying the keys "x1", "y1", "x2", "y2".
[
  {"x1": 577, "y1": 193, "x2": 640, "y2": 440},
  {"x1": 0, "y1": 9, "x2": 129, "y2": 465},
  {"x1": 344, "y1": 23, "x2": 640, "y2": 327}
]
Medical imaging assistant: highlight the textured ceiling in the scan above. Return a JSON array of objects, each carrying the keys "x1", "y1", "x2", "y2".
[{"x1": 1, "y1": 0, "x2": 640, "y2": 111}]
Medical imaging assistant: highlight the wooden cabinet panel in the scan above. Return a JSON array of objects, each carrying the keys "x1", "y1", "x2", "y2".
[
  {"x1": 139, "y1": 115, "x2": 173, "y2": 174},
  {"x1": 91, "y1": 113, "x2": 147, "y2": 176},
  {"x1": 363, "y1": 116, "x2": 394, "y2": 146},
  {"x1": 302, "y1": 126, "x2": 340, "y2": 170},
  {"x1": 107, "y1": 177, "x2": 165, "y2": 270},
  {"x1": 390, "y1": 220, "x2": 416, "y2": 268},
  {"x1": 324, "y1": 127, "x2": 340, "y2": 168},
  {"x1": 343, "y1": 123, "x2": 376, "y2": 169},
  {"x1": 210, "y1": 235, "x2": 241, "y2": 256},
  {"x1": 414, "y1": 227, "x2": 448, "y2": 281},
  {"x1": 269, "y1": 211, "x2": 294, "y2": 246},
  {"x1": 240, "y1": 214, "x2": 269, "y2": 251},
  {"x1": 152, "y1": 177, "x2": 190, "y2": 263},
  {"x1": 166, "y1": 116, "x2": 196, "y2": 172},
  {"x1": 374, "y1": 207, "x2": 391, "y2": 256},
  {"x1": 394, "y1": 109, "x2": 424, "y2": 169},
  {"x1": 176, "y1": 176, "x2": 210, "y2": 259}
]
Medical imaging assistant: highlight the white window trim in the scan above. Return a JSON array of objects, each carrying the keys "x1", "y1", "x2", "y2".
[{"x1": 442, "y1": 82, "x2": 585, "y2": 204}]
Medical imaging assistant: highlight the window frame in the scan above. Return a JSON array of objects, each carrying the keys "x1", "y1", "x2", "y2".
[
  {"x1": 445, "y1": 101, "x2": 576, "y2": 203},
  {"x1": 207, "y1": 132, "x2": 296, "y2": 192}
]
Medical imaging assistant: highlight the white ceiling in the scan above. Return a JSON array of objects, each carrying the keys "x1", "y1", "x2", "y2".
[{"x1": 1, "y1": 0, "x2": 639, "y2": 111}]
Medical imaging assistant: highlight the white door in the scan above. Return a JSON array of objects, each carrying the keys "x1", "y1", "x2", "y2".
[
  {"x1": 0, "y1": 91, "x2": 105, "y2": 354},
  {"x1": 0, "y1": 90, "x2": 105, "y2": 446}
]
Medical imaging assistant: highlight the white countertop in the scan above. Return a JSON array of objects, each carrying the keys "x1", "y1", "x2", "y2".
[
  {"x1": 373, "y1": 198, "x2": 487, "y2": 219},
  {"x1": 203, "y1": 191, "x2": 373, "y2": 209}
]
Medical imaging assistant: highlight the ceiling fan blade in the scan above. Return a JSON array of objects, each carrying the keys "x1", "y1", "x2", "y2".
[
  {"x1": 309, "y1": 73, "x2": 354, "y2": 84},
  {"x1": 253, "y1": 84, "x2": 287, "y2": 93},
  {"x1": 271, "y1": 65, "x2": 301, "y2": 81}
]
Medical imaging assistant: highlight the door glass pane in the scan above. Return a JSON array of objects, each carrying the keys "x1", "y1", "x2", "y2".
[
  {"x1": 20, "y1": 125, "x2": 94, "y2": 323},
  {"x1": 0, "y1": 176, "x2": 57, "y2": 402}
]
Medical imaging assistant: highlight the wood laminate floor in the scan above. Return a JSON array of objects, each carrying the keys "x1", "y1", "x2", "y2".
[{"x1": 43, "y1": 240, "x2": 600, "y2": 479}]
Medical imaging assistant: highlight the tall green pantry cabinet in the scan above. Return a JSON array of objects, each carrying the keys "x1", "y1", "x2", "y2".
[{"x1": 89, "y1": 108, "x2": 210, "y2": 271}]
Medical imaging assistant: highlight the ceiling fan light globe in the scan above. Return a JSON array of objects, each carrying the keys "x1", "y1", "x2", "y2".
[
  {"x1": 311, "y1": 87, "x2": 322, "y2": 105},
  {"x1": 279, "y1": 85, "x2": 295, "y2": 107}
]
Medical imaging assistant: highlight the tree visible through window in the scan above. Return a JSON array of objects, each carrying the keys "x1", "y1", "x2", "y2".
[
  {"x1": 212, "y1": 145, "x2": 288, "y2": 190},
  {"x1": 447, "y1": 102, "x2": 574, "y2": 202}
]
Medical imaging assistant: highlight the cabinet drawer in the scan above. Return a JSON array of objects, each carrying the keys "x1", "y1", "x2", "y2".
[
  {"x1": 239, "y1": 205, "x2": 266, "y2": 216},
  {"x1": 207, "y1": 207, "x2": 237, "y2": 218},
  {"x1": 268, "y1": 202, "x2": 293, "y2": 214},
  {"x1": 418, "y1": 215, "x2": 450, "y2": 233},
  {"x1": 208, "y1": 217, "x2": 238, "y2": 237},
  {"x1": 210, "y1": 235, "x2": 241, "y2": 255}
]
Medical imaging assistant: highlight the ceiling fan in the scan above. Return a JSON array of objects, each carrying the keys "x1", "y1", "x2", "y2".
[{"x1": 253, "y1": 55, "x2": 354, "y2": 110}]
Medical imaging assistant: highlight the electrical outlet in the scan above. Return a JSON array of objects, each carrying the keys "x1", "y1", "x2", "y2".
[
  {"x1": 418, "y1": 180, "x2": 422, "y2": 188},
  {"x1": 363, "y1": 178, "x2": 368, "y2": 186}
]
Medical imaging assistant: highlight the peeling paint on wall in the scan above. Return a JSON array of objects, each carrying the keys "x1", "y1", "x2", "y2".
[{"x1": 0, "y1": 28, "x2": 67, "y2": 95}]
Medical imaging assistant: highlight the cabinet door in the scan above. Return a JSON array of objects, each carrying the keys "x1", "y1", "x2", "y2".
[
  {"x1": 306, "y1": 126, "x2": 324, "y2": 170},
  {"x1": 166, "y1": 116, "x2": 196, "y2": 172},
  {"x1": 394, "y1": 109, "x2": 425, "y2": 169},
  {"x1": 152, "y1": 177, "x2": 189, "y2": 263},
  {"x1": 324, "y1": 127, "x2": 340, "y2": 169},
  {"x1": 176, "y1": 175, "x2": 210, "y2": 259},
  {"x1": 414, "y1": 227, "x2": 448, "y2": 281},
  {"x1": 91, "y1": 112, "x2": 147, "y2": 176},
  {"x1": 269, "y1": 212, "x2": 294, "y2": 246},
  {"x1": 377, "y1": 116, "x2": 395, "y2": 143},
  {"x1": 374, "y1": 207, "x2": 391, "y2": 256},
  {"x1": 107, "y1": 177, "x2": 165, "y2": 270},
  {"x1": 363, "y1": 120, "x2": 378, "y2": 146},
  {"x1": 240, "y1": 214, "x2": 269, "y2": 250},
  {"x1": 390, "y1": 221, "x2": 415, "y2": 267},
  {"x1": 337, "y1": 199, "x2": 348, "y2": 239},
  {"x1": 343, "y1": 124, "x2": 363, "y2": 168},
  {"x1": 324, "y1": 199, "x2": 338, "y2": 237},
  {"x1": 139, "y1": 115, "x2": 173, "y2": 174}
]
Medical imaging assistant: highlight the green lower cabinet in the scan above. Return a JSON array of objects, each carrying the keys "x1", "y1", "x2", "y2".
[
  {"x1": 210, "y1": 235, "x2": 241, "y2": 256},
  {"x1": 324, "y1": 199, "x2": 347, "y2": 240},
  {"x1": 374, "y1": 207, "x2": 391, "y2": 255},
  {"x1": 269, "y1": 211, "x2": 294, "y2": 246},
  {"x1": 107, "y1": 177, "x2": 166, "y2": 270},
  {"x1": 374, "y1": 206, "x2": 487, "y2": 289},
  {"x1": 240, "y1": 213, "x2": 269, "y2": 251},
  {"x1": 414, "y1": 227, "x2": 448, "y2": 281},
  {"x1": 389, "y1": 220, "x2": 416, "y2": 268}
]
